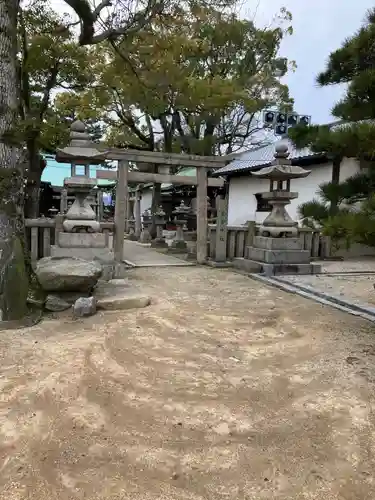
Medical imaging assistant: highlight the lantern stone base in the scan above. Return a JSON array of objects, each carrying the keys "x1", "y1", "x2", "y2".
[
  {"x1": 236, "y1": 235, "x2": 321, "y2": 276},
  {"x1": 233, "y1": 258, "x2": 321, "y2": 276},
  {"x1": 246, "y1": 235, "x2": 310, "y2": 265},
  {"x1": 127, "y1": 233, "x2": 139, "y2": 241},
  {"x1": 247, "y1": 247, "x2": 311, "y2": 264},
  {"x1": 139, "y1": 230, "x2": 152, "y2": 244},
  {"x1": 252, "y1": 236, "x2": 302, "y2": 250},
  {"x1": 58, "y1": 232, "x2": 107, "y2": 248},
  {"x1": 168, "y1": 239, "x2": 187, "y2": 253},
  {"x1": 151, "y1": 238, "x2": 168, "y2": 248}
]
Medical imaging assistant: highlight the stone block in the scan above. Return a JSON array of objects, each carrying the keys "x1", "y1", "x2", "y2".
[
  {"x1": 206, "y1": 260, "x2": 231, "y2": 268},
  {"x1": 95, "y1": 287, "x2": 151, "y2": 311},
  {"x1": 58, "y1": 232, "x2": 107, "y2": 248},
  {"x1": 45, "y1": 294, "x2": 71, "y2": 312},
  {"x1": 247, "y1": 246, "x2": 311, "y2": 264},
  {"x1": 151, "y1": 239, "x2": 168, "y2": 248},
  {"x1": 242, "y1": 260, "x2": 321, "y2": 276},
  {"x1": 252, "y1": 236, "x2": 303, "y2": 251},
  {"x1": 51, "y1": 246, "x2": 114, "y2": 263},
  {"x1": 36, "y1": 257, "x2": 102, "y2": 292},
  {"x1": 73, "y1": 296, "x2": 97, "y2": 317},
  {"x1": 232, "y1": 258, "x2": 263, "y2": 273},
  {"x1": 262, "y1": 262, "x2": 322, "y2": 276}
]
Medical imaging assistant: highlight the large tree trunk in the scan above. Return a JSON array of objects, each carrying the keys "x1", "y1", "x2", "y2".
[
  {"x1": 329, "y1": 156, "x2": 342, "y2": 215},
  {"x1": 0, "y1": 0, "x2": 29, "y2": 320},
  {"x1": 25, "y1": 142, "x2": 44, "y2": 218}
]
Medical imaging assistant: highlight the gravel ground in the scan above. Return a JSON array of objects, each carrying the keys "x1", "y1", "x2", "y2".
[
  {"x1": 283, "y1": 259, "x2": 375, "y2": 308},
  {"x1": 1, "y1": 266, "x2": 375, "y2": 499},
  {"x1": 285, "y1": 274, "x2": 375, "y2": 308}
]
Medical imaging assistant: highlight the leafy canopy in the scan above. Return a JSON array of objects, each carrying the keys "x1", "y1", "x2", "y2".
[{"x1": 63, "y1": 5, "x2": 293, "y2": 155}]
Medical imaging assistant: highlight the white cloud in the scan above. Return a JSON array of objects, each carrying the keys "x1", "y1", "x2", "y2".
[{"x1": 247, "y1": 0, "x2": 373, "y2": 123}]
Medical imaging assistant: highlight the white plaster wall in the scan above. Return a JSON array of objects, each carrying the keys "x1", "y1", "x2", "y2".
[
  {"x1": 140, "y1": 189, "x2": 153, "y2": 215},
  {"x1": 227, "y1": 158, "x2": 361, "y2": 225}
]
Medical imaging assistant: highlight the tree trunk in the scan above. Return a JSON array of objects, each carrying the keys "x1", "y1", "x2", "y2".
[
  {"x1": 329, "y1": 156, "x2": 342, "y2": 214},
  {"x1": 25, "y1": 144, "x2": 44, "y2": 218},
  {"x1": 0, "y1": 0, "x2": 29, "y2": 320}
]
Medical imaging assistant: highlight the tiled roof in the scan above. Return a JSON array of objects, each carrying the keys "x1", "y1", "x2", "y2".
[{"x1": 214, "y1": 138, "x2": 326, "y2": 176}]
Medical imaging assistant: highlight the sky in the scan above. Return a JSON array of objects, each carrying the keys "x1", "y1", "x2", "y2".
[{"x1": 250, "y1": 0, "x2": 374, "y2": 124}]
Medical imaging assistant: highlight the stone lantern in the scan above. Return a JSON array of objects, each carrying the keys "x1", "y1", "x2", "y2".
[
  {"x1": 51, "y1": 120, "x2": 115, "y2": 280},
  {"x1": 253, "y1": 142, "x2": 311, "y2": 238},
  {"x1": 127, "y1": 215, "x2": 137, "y2": 240},
  {"x1": 151, "y1": 205, "x2": 167, "y2": 248},
  {"x1": 55, "y1": 120, "x2": 106, "y2": 239},
  {"x1": 243, "y1": 142, "x2": 321, "y2": 276},
  {"x1": 170, "y1": 201, "x2": 191, "y2": 251},
  {"x1": 140, "y1": 209, "x2": 152, "y2": 243}
]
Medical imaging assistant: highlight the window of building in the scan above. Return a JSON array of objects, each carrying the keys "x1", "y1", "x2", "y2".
[{"x1": 255, "y1": 193, "x2": 272, "y2": 212}]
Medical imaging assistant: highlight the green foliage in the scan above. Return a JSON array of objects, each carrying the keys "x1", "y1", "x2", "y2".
[
  {"x1": 66, "y1": 5, "x2": 294, "y2": 156},
  {"x1": 298, "y1": 199, "x2": 330, "y2": 226},
  {"x1": 316, "y1": 8, "x2": 375, "y2": 121},
  {"x1": 290, "y1": 8, "x2": 375, "y2": 249},
  {"x1": 18, "y1": 0, "x2": 97, "y2": 152},
  {"x1": 289, "y1": 121, "x2": 375, "y2": 161}
]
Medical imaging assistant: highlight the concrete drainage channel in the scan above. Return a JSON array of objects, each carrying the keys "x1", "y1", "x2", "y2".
[{"x1": 248, "y1": 273, "x2": 375, "y2": 323}]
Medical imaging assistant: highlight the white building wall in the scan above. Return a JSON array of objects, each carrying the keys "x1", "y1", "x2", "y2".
[
  {"x1": 140, "y1": 189, "x2": 153, "y2": 215},
  {"x1": 227, "y1": 158, "x2": 361, "y2": 226}
]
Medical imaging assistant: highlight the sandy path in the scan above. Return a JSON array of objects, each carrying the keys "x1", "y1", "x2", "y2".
[{"x1": 0, "y1": 266, "x2": 374, "y2": 499}]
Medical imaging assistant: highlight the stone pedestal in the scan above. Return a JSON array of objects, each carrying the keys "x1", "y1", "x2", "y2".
[
  {"x1": 244, "y1": 236, "x2": 321, "y2": 275},
  {"x1": 169, "y1": 223, "x2": 187, "y2": 252},
  {"x1": 140, "y1": 210, "x2": 152, "y2": 243},
  {"x1": 151, "y1": 206, "x2": 168, "y2": 248},
  {"x1": 58, "y1": 232, "x2": 107, "y2": 248}
]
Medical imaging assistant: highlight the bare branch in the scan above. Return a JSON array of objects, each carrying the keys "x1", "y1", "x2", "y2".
[
  {"x1": 63, "y1": 0, "x2": 165, "y2": 46},
  {"x1": 93, "y1": 0, "x2": 112, "y2": 20}
]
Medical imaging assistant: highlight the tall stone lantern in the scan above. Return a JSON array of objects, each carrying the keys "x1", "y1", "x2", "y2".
[
  {"x1": 55, "y1": 120, "x2": 106, "y2": 240},
  {"x1": 244, "y1": 142, "x2": 321, "y2": 276},
  {"x1": 170, "y1": 201, "x2": 191, "y2": 251},
  {"x1": 253, "y1": 142, "x2": 311, "y2": 238},
  {"x1": 51, "y1": 121, "x2": 115, "y2": 280}
]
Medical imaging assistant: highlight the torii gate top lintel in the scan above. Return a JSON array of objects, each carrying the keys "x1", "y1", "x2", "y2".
[{"x1": 98, "y1": 146, "x2": 231, "y2": 169}]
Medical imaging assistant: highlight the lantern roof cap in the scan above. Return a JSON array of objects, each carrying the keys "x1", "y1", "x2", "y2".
[
  {"x1": 56, "y1": 120, "x2": 106, "y2": 164},
  {"x1": 251, "y1": 141, "x2": 311, "y2": 179}
]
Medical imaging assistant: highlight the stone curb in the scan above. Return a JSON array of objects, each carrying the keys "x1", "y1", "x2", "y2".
[
  {"x1": 247, "y1": 273, "x2": 375, "y2": 323},
  {"x1": 275, "y1": 276, "x2": 375, "y2": 317}
]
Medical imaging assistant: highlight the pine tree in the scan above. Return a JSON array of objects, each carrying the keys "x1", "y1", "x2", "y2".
[{"x1": 288, "y1": 8, "x2": 375, "y2": 248}]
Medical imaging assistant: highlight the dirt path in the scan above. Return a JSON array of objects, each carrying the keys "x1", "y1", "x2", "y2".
[{"x1": 1, "y1": 267, "x2": 375, "y2": 499}]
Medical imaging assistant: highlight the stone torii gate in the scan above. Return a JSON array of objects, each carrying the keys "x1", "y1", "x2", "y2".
[{"x1": 96, "y1": 148, "x2": 230, "y2": 264}]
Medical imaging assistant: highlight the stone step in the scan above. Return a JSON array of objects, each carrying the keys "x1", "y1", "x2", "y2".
[{"x1": 247, "y1": 246, "x2": 311, "y2": 264}]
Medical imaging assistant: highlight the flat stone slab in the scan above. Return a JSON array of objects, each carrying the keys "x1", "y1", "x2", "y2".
[
  {"x1": 58, "y1": 232, "x2": 107, "y2": 248},
  {"x1": 51, "y1": 246, "x2": 114, "y2": 263},
  {"x1": 94, "y1": 281, "x2": 151, "y2": 311},
  {"x1": 247, "y1": 246, "x2": 311, "y2": 264},
  {"x1": 96, "y1": 290, "x2": 151, "y2": 311}
]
